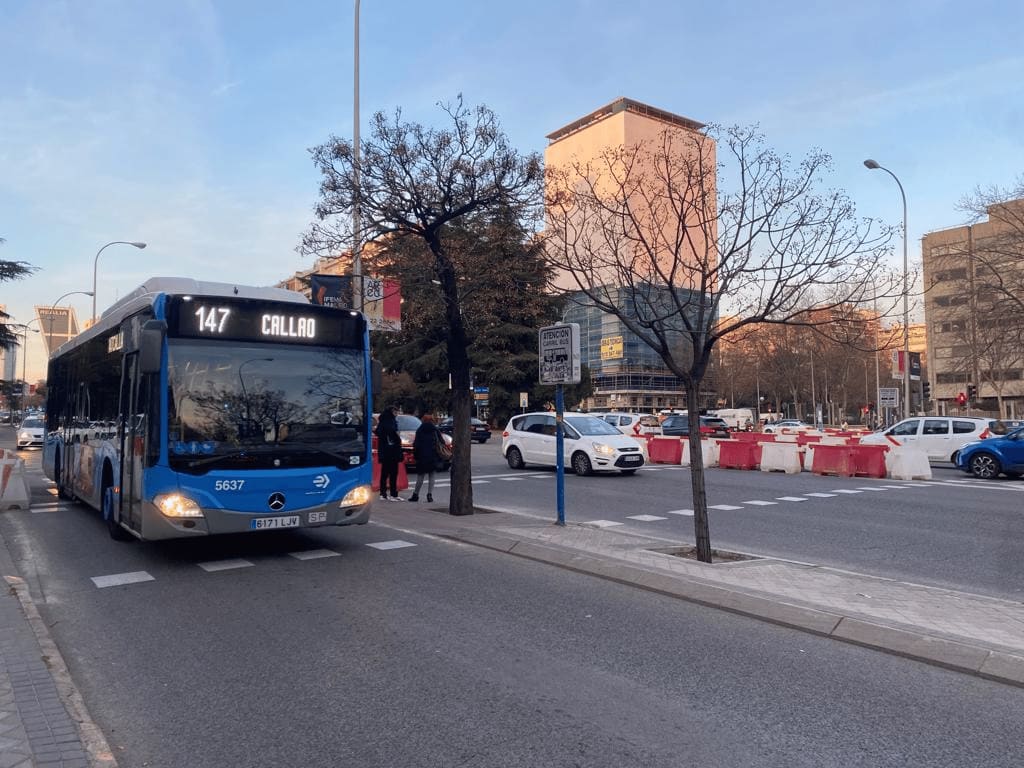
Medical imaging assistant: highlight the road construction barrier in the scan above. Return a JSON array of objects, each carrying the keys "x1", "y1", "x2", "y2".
[
  {"x1": 885, "y1": 447, "x2": 932, "y2": 480},
  {"x1": 681, "y1": 438, "x2": 719, "y2": 468},
  {"x1": 810, "y1": 443, "x2": 854, "y2": 477},
  {"x1": 631, "y1": 436, "x2": 650, "y2": 461},
  {"x1": 647, "y1": 436, "x2": 683, "y2": 464},
  {"x1": 371, "y1": 451, "x2": 410, "y2": 492},
  {"x1": 796, "y1": 433, "x2": 823, "y2": 446},
  {"x1": 775, "y1": 433, "x2": 798, "y2": 443},
  {"x1": 733, "y1": 431, "x2": 762, "y2": 442},
  {"x1": 848, "y1": 444, "x2": 888, "y2": 478},
  {"x1": 718, "y1": 439, "x2": 762, "y2": 470},
  {"x1": 759, "y1": 442, "x2": 802, "y2": 474},
  {"x1": 0, "y1": 451, "x2": 31, "y2": 510}
]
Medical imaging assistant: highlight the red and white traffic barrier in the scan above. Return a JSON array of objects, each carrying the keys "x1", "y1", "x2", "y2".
[{"x1": 0, "y1": 451, "x2": 30, "y2": 510}]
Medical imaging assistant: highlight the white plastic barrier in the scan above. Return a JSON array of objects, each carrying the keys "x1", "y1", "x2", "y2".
[
  {"x1": 759, "y1": 441, "x2": 802, "y2": 474},
  {"x1": 680, "y1": 438, "x2": 720, "y2": 468},
  {"x1": 775, "y1": 433, "x2": 798, "y2": 443},
  {"x1": 885, "y1": 447, "x2": 932, "y2": 480},
  {"x1": 0, "y1": 454, "x2": 31, "y2": 510},
  {"x1": 819, "y1": 436, "x2": 847, "y2": 446},
  {"x1": 680, "y1": 439, "x2": 690, "y2": 467}
]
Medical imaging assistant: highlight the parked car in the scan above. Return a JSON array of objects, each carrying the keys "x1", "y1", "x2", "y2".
[
  {"x1": 660, "y1": 415, "x2": 731, "y2": 439},
  {"x1": 761, "y1": 419, "x2": 812, "y2": 434},
  {"x1": 438, "y1": 416, "x2": 492, "y2": 443},
  {"x1": 711, "y1": 408, "x2": 756, "y2": 431},
  {"x1": 858, "y1": 416, "x2": 999, "y2": 463},
  {"x1": 372, "y1": 413, "x2": 453, "y2": 471},
  {"x1": 589, "y1": 412, "x2": 662, "y2": 436},
  {"x1": 955, "y1": 426, "x2": 1024, "y2": 479},
  {"x1": 16, "y1": 417, "x2": 45, "y2": 449},
  {"x1": 501, "y1": 412, "x2": 645, "y2": 475}
]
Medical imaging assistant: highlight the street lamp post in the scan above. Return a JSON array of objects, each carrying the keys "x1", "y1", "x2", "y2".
[
  {"x1": 352, "y1": 0, "x2": 363, "y2": 313},
  {"x1": 864, "y1": 159, "x2": 910, "y2": 419},
  {"x1": 12, "y1": 321, "x2": 40, "y2": 417},
  {"x1": 92, "y1": 241, "x2": 147, "y2": 322},
  {"x1": 46, "y1": 290, "x2": 94, "y2": 354}
]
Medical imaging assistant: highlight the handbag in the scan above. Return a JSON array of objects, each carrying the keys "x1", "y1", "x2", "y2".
[{"x1": 435, "y1": 431, "x2": 453, "y2": 461}]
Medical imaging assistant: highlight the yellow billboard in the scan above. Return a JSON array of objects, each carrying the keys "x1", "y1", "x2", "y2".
[{"x1": 600, "y1": 335, "x2": 623, "y2": 360}]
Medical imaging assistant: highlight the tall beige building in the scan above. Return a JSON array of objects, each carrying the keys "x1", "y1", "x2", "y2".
[
  {"x1": 543, "y1": 98, "x2": 717, "y2": 410},
  {"x1": 922, "y1": 200, "x2": 1024, "y2": 418}
]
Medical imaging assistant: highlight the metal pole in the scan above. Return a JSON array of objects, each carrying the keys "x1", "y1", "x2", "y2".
[
  {"x1": 555, "y1": 384, "x2": 565, "y2": 526},
  {"x1": 92, "y1": 242, "x2": 146, "y2": 322},
  {"x1": 352, "y1": 0, "x2": 363, "y2": 313}
]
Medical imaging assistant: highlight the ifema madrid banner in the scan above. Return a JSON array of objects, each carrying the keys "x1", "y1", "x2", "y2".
[{"x1": 309, "y1": 274, "x2": 401, "y2": 332}]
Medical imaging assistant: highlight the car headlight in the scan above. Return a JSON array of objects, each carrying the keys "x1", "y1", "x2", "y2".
[
  {"x1": 592, "y1": 442, "x2": 616, "y2": 456},
  {"x1": 18, "y1": 431, "x2": 29, "y2": 440},
  {"x1": 154, "y1": 493, "x2": 204, "y2": 518},
  {"x1": 340, "y1": 485, "x2": 372, "y2": 507}
]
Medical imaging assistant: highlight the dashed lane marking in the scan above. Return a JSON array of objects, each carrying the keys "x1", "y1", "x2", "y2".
[
  {"x1": 582, "y1": 520, "x2": 624, "y2": 528},
  {"x1": 627, "y1": 514, "x2": 668, "y2": 521},
  {"x1": 666, "y1": 509, "x2": 694, "y2": 516},
  {"x1": 91, "y1": 571, "x2": 155, "y2": 589},
  {"x1": 776, "y1": 496, "x2": 808, "y2": 502},
  {"x1": 709, "y1": 504, "x2": 744, "y2": 510},
  {"x1": 855, "y1": 487, "x2": 889, "y2": 492},
  {"x1": 198, "y1": 558, "x2": 254, "y2": 572},
  {"x1": 804, "y1": 492, "x2": 837, "y2": 498},
  {"x1": 742, "y1": 500, "x2": 778, "y2": 506},
  {"x1": 366, "y1": 540, "x2": 417, "y2": 550},
  {"x1": 831, "y1": 489, "x2": 863, "y2": 494},
  {"x1": 288, "y1": 549, "x2": 341, "y2": 561}
]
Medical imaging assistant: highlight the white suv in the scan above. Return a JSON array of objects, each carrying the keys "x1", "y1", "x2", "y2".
[
  {"x1": 859, "y1": 416, "x2": 999, "y2": 462},
  {"x1": 501, "y1": 412, "x2": 645, "y2": 475}
]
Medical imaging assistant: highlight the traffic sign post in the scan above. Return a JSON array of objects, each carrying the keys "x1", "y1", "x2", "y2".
[{"x1": 538, "y1": 324, "x2": 580, "y2": 526}]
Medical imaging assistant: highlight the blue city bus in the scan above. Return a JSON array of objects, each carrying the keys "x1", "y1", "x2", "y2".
[{"x1": 42, "y1": 277, "x2": 378, "y2": 541}]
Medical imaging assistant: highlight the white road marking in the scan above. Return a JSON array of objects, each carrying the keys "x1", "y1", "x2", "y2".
[
  {"x1": 709, "y1": 504, "x2": 744, "y2": 510},
  {"x1": 742, "y1": 500, "x2": 778, "y2": 506},
  {"x1": 855, "y1": 487, "x2": 889, "y2": 492},
  {"x1": 582, "y1": 520, "x2": 624, "y2": 528},
  {"x1": 288, "y1": 549, "x2": 341, "y2": 561},
  {"x1": 804, "y1": 493, "x2": 837, "y2": 498},
  {"x1": 627, "y1": 514, "x2": 668, "y2": 521},
  {"x1": 666, "y1": 509, "x2": 694, "y2": 516},
  {"x1": 91, "y1": 571, "x2": 155, "y2": 589},
  {"x1": 198, "y1": 558, "x2": 254, "y2": 572},
  {"x1": 877, "y1": 485, "x2": 910, "y2": 490},
  {"x1": 776, "y1": 496, "x2": 808, "y2": 502},
  {"x1": 831, "y1": 489, "x2": 863, "y2": 494},
  {"x1": 366, "y1": 540, "x2": 417, "y2": 550},
  {"x1": 500, "y1": 477, "x2": 522, "y2": 481}
]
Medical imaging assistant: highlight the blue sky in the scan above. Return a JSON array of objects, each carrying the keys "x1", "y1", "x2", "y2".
[{"x1": 2, "y1": 0, "x2": 1023, "y2": 380}]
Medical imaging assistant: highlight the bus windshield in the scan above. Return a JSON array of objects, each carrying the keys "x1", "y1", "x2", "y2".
[{"x1": 167, "y1": 340, "x2": 366, "y2": 473}]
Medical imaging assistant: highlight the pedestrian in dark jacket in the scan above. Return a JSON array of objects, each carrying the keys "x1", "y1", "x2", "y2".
[
  {"x1": 375, "y1": 406, "x2": 405, "y2": 501},
  {"x1": 409, "y1": 413, "x2": 441, "y2": 502}
]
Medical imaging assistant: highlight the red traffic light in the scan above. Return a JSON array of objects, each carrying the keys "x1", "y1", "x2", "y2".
[{"x1": 956, "y1": 392, "x2": 967, "y2": 405}]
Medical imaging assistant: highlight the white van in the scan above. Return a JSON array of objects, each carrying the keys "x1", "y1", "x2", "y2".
[
  {"x1": 859, "y1": 416, "x2": 999, "y2": 462},
  {"x1": 712, "y1": 408, "x2": 755, "y2": 431},
  {"x1": 590, "y1": 412, "x2": 662, "y2": 436},
  {"x1": 502, "y1": 412, "x2": 646, "y2": 475}
]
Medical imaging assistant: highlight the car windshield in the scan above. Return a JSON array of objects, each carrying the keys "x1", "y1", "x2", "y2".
[
  {"x1": 167, "y1": 340, "x2": 366, "y2": 473},
  {"x1": 21, "y1": 418, "x2": 44, "y2": 429},
  {"x1": 564, "y1": 415, "x2": 622, "y2": 436},
  {"x1": 396, "y1": 415, "x2": 421, "y2": 431}
]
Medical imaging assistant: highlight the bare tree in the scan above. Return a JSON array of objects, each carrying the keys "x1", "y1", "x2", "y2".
[
  {"x1": 545, "y1": 125, "x2": 897, "y2": 562},
  {"x1": 303, "y1": 98, "x2": 543, "y2": 516}
]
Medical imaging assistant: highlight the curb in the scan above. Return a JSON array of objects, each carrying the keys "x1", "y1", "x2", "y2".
[
  {"x1": 5, "y1": 575, "x2": 120, "y2": 768},
  {"x1": 441, "y1": 528, "x2": 1024, "y2": 688}
]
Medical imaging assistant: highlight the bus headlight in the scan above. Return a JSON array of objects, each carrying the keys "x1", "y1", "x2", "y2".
[
  {"x1": 340, "y1": 485, "x2": 372, "y2": 508},
  {"x1": 154, "y1": 493, "x2": 204, "y2": 518},
  {"x1": 592, "y1": 442, "x2": 616, "y2": 456}
]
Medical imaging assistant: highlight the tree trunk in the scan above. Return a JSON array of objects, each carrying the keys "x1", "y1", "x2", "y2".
[{"x1": 687, "y1": 385, "x2": 712, "y2": 563}]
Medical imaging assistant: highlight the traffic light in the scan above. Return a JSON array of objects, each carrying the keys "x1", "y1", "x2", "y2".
[
  {"x1": 922, "y1": 381, "x2": 931, "y2": 400},
  {"x1": 967, "y1": 384, "x2": 977, "y2": 401},
  {"x1": 956, "y1": 392, "x2": 967, "y2": 406}
]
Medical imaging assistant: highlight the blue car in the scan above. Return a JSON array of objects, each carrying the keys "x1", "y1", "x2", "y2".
[{"x1": 956, "y1": 426, "x2": 1024, "y2": 479}]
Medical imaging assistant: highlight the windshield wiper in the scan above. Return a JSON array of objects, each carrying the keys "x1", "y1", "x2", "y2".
[
  {"x1": 283, "y1": 444, "x2": 360, "y2": 465},
  {"x1": 182, "y1": 447, "x2": 275, "y2": 469}
]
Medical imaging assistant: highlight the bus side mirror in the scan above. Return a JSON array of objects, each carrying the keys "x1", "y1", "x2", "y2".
[
  {"x1": 139, "y1": 320, "x2": 166, "y2": 374},
  {"x1": 371, "y1": 359, "x2": 383, "y2": 400}
]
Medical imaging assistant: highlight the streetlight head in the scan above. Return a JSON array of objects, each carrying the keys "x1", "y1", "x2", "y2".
[
  {"x1": 863, "y1": 159, "x2": 880, "y2": 170},
  {"x1": 130, "y1": 241, "x2": 147, "y2": 249}
]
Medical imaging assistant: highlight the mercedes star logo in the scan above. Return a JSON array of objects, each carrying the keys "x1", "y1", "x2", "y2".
[{"x1": 268, "y1": 492, "x2": 286, "y2": 511}]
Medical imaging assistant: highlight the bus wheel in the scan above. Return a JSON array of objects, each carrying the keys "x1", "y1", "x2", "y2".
[
  {"x1": 55, "y1": 452, "x2": 71, "y2": 500},
  {"x1": 103, "y1": 484, "x2": 134, "y2": 542}
]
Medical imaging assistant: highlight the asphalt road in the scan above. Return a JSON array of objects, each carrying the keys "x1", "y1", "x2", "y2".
[
  {"x1": 4, "y1": 448, "x2": 1024, "y2": 767},
  {"x1": 451, "y1": 441, "x2": 1024, "y2": 601}
]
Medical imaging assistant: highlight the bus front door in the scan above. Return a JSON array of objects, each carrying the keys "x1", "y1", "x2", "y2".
[{"x1": 118, "y1": 353, "x2": 145, "y2": 533}]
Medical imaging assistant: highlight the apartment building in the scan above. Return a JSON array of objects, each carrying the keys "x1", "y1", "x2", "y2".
[{"x1": 922, "y1": 199, "x2": 1024, "y2": 418}]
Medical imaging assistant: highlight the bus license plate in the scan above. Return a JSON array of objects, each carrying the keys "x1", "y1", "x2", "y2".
[{"x1": 251, "y1": 515, "x2": 300, "y2": 531}]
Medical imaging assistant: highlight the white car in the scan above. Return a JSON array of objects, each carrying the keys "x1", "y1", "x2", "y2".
[
  {"x1": 858, "y1": 416, "x2": 999, "y2": 462},
  {"x1": 16, "y1": 417, "x2": 45, "y2": 449},
  {"x1": 501, "y1": 412, "x2": 645, "y2": 475},
  {"x1": 762, "y1": 420, "x2": 813, "y2": 434},
  {"x1": 588, "y1": 412, "x2": 662, "y2": 436}
]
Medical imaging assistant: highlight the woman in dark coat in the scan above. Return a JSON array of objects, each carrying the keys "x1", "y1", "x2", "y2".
[
  {"x1": 410, "y1": 413, "x2": 441, "y2": 502},
  {"x1": 374, "y1": 406, "x2": 404, "y2": 501}
]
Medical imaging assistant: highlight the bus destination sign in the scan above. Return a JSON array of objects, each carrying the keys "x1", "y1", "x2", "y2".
[{"x1": 169, "y1": 296, "x2": 363, "y2": 347}]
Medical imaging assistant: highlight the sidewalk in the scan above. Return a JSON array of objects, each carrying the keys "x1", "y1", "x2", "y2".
[
  {"x1": 373, "y1": 500, "x2": 1024, "y2": 687},
  {"x1": 0, "y1": 426, "x2": 114, "y2": 767}
]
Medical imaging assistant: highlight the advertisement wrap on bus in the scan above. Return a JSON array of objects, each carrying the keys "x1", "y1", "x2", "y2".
[{"x1": 43, "y1": 277, "x2": 379, "y2": 541}]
